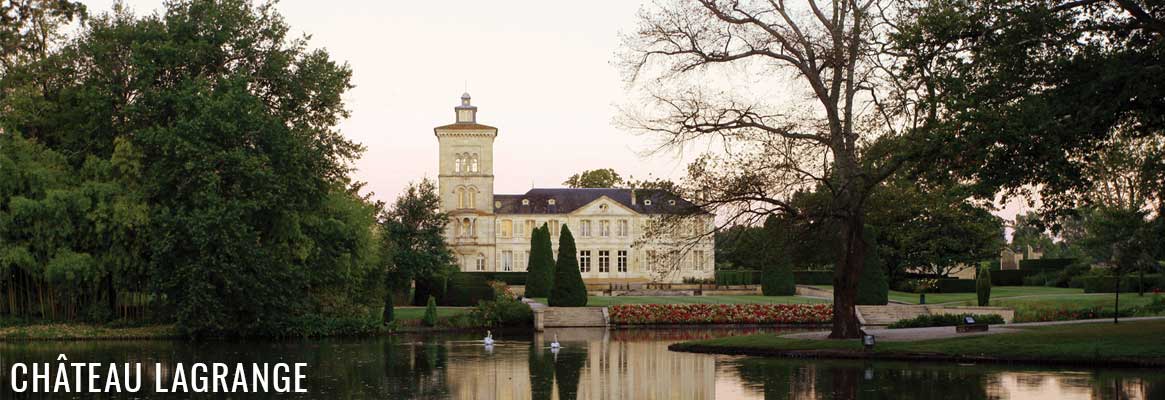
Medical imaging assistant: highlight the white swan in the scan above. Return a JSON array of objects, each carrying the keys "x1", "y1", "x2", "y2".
[
  {"x1": 483, "y1": 330, "x2": 494, "y2": 346},
  {"x1": 550, "y1": 334, "x2": 561, "y2": 349}
]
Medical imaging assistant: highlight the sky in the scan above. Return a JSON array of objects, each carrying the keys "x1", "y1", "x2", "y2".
[{"x1": 81, "y1": 0, "x2": 1029, "y2": 226}]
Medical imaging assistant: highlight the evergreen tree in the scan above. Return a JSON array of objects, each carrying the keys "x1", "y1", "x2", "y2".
[
  {"x1": 977, "y1": 266, "x2": 992, "y2": 306},
  {"x1": 856, "y1": 228, "x2": 889, "y2": 305},
  {"x1": 423, "y1": 296, "x2": 438, "y2": 327},
  {"x1": 524, "y1": 224, "x2": 556, "y2": 298},
  {"x1": 549, "y1": 225, "x2": 587, "y2": 307},
  {"x1": 760, "y1": 216, "x2": 795, "y2": 296}
]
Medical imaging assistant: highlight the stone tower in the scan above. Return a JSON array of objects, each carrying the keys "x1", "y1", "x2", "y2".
[{"x1": 434, "y1": 93, "x2": 498, "y2": 271}]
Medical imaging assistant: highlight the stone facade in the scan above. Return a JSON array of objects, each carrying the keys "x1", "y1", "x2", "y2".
[{"x1": 434, "y1": 94, "x2": 714, "y2": 283}]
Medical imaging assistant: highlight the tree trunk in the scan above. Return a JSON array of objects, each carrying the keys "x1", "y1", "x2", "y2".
[{"x1": 830, "y1": 213, "x2": 866, "y2": 339}]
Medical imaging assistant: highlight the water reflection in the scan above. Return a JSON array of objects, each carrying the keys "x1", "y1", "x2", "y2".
[{"x1": 0, "y1": 328, "x2": 1161, "y2": 399}]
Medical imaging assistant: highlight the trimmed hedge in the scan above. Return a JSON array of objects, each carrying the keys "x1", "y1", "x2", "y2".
[
  {"x1": 716, "y1": 270, "x2": 761, "y2": 285},
  {"x1": 991, "y1": 269, "x2": 1034, "y2": 286},
  {"x1": 1081, "y1": 274, "x2": 1164, "y2": 293},
  {"x1": 793, "y1": 270, "x2": 833, "y2": 285},
  {"x1": 441, "y1": 273, "x2": 496, "y2": 306},
  {"x1": 463, "y1": 272, "x2": 528, "y2": 286},
  {"x1": 1019, "y1": 258, "x2": 1076, "y2": 273},
  {"x1": 937, "y1": 279, "x2": 977, "y2": 293},
  {"x1": 887, "y1": 313, "x2": 1005, "y2": 329}
]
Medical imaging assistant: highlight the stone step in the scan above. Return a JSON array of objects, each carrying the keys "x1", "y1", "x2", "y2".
[{"x1": 537, "y1": 306, "x2": 608, "y2": 329}]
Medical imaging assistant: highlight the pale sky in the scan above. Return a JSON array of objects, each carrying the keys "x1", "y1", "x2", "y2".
[
  {"x1": 83, "y1": 0, "x2": 693, "y2": 205},
  {"x1": 81, "y1": 0, "x2": 1027, "y2": 226}
]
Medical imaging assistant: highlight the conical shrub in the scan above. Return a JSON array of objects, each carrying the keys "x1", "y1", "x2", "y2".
[
  {"x1": 549, "y1": 225, "x2": 588, "y2": 307},
  {"x1": 525, "y1": 224, "x2": 556, "y2": 298}
]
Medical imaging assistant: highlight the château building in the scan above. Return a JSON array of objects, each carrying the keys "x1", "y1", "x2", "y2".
[{"x1": 435, "y1": 93, "x2": 714, "y2": 283}]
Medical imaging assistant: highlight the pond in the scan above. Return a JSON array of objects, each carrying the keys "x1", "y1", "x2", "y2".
[{"x1": 1, "y1": 327, "x2": 1161, "y2": 399}]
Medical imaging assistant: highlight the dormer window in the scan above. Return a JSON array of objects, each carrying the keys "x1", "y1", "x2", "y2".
[
  {"x1": 599, "y1": 204, "x2": 609, "y2": 212},
  {"x1": 668, "y1": 200, "x2": 676, "y2": 205},
  {"x1": 643, "y1": 200, "x2": 652, "y2": 206},
  {"x1": 521, "y1": 199, "x2": 530, "y2": 205},
  {"x1": 494, "y1": 201, "x2": 502, "y2": 208},
  {"x1": 548, "y1": 199, "x2": 556, "y2": 206}
]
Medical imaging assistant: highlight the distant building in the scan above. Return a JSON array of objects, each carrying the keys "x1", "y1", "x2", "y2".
[
  {"x1": 434, "y1": 93, "x2": 714, "y2": 283},
  {"x1": 1000, "y1": 245, "x2": 1043, "y2": 270}
]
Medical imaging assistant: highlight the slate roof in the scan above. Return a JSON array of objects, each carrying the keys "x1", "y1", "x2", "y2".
[{"x1": 493, "y1": 188, "x2": 703, "y2": 215}]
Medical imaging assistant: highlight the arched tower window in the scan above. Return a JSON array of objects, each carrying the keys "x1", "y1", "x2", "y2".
[
  {"x1": 456, "y1": 187, "x2": 466, "y2": 209},
  {"x1": 467, "y1": 186, "x2": 477, "y2": 209},
  {"x1": 454, "y1": 154, "x2": 464, "y2": 173},
  {"x1": 469, "y1": 154, "x2": 480, "y2": 173},
  {"x1": 461, "y1": 218, "x2": 471, "y2": 237}
]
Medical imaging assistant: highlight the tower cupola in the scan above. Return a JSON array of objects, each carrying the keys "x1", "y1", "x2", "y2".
[{"x1": 455, "y1": 92, "x2": 477, "y2": 123}]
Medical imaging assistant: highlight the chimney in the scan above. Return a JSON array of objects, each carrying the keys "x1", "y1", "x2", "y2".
[{"x1": 631, "y1": 189, "x2": 637, "y2": 205}]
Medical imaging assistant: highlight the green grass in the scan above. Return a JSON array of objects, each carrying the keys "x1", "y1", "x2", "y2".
[
  {"x1": 680, "y1": 319, "x2": 1165, "y2": 362},
  {"x1": 527, "y1": 295, "x2": 826, "y2": 306},
  {"x1": 0, "y1": 324, "x2": 180, "y2": 340},
  {"x1": 812, "y1": 285, "x2": 1083, "y2": 304},
  {"x1": 392, "y1": 306, "x2": 469, "y2": 321}
]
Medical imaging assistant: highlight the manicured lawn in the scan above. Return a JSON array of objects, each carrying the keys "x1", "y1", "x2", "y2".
[
  {"x1": 393, "y1": 306, "x2": 469, "y2": 321},
  {"x1": 986, "y1": 293, "x2": 1164, "y2": 321},
  {"x1": 527, "y1": 295, "x2": 826, "y2": 306},
  {"x1": 677, "y1": 319, "x2": 1165, "y2": 363},
  {"x1": 812, "y1": 285, "x2": 1083, "y2": 304}
]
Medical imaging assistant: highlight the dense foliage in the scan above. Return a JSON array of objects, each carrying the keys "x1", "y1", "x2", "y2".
[
  {"x1": 380, "y1": 179, "x2": 455, "y2": 306},
  {"x1": 524, "y1": 224, "x2": 555, "y2": 298},
  {"x1": 608, "y1": 304, "x2": 832, "y2": 325},
  {"x1": 977, "y1": 267, "x2": 992, "y2": 306},
  {"x1": 856, "y1": 229, "x2": 889, "y2": 305},
  {"x1": 548, "y1": 225, "x2": 587, "y2": 307},
  {"x1": 0, "y1": 0, "x2": 382, "y2": 336}
]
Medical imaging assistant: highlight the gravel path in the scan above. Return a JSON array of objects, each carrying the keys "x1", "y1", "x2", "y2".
[{"x1": 782, "y1": 316, "x2": 1165, "y2": 342}]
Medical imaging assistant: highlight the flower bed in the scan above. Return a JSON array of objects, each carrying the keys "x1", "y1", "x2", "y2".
[{"x1": 609, "y1": 304, "x2": 832, "y2": 325}]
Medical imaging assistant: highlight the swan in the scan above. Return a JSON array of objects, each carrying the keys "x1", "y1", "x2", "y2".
[
  {"x1": 550, "y1": 334, "x2": 561, "y2": 349},
  {"x1": 483, "y1": 330, "x2": 494, "y2": 346}
]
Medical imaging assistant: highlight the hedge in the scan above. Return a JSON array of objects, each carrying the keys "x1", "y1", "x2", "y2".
[
  {"x1": 1018, "y1": 258, "x2": 1076, "y2": 273},
  {"x1": 991, "y1": 269, "x2": 1034, "y2": 286},
  {"x1": 1081, "y1": 274, "x2": 1164, "y2": 293},
  {"x1": 887, "y1": 313, "x2": 1005, "y2": 329},
  {"x1": 716, "y1": 270, "x2": 761, "y2": 285},
  {"x1": 441, "y1": 273, "x2": 496, "y2": 306},
  {"x1": 462, "y1": 272, "x2": 528, "y2": 286},
  {"x1": 793, "y1": 270, "x2": 833, "y2": 285},
  {"x1": 937, "y1": 279, "x2": 977, "y2": 293}
]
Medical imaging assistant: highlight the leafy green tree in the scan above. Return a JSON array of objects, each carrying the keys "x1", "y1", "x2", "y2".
[
  {"x1": 856, "y1": 229, "x2": 888, "y2": 306},
  {"x1": 549, "y1": 225, "x2": 587, "y2": 307},
  {"x1": 563, "y1": 168, "x2": 624, "y2": 188},
  {"x1": 977, "y1": 267, "x2": 992, "y2": 307},
  {"x1": 381, "y1": 179, "x2": 455, "y2": 306},
  {"x1": 524, "y1": 224, "x2": 556, "y2": 298}
]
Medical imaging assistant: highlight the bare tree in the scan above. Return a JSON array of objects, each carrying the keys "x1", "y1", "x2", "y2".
[{"x1": 619, "y1": 0, "x2": 922, "y2": 338}]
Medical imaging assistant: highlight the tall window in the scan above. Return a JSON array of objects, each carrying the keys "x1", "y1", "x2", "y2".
[
  {"x1": 579, "y1": 250, "x2": 591, "y2": 273},
  {"x1": 467, "y1": 187, "x2": 477, "y2": 209},
  {"x1": 454, "y1": 154, "x2": 464, "y2": 173},
  {"x1": 475, "y1": 255, "x2": 485, "y2": 271},
  {"x1": 470, "y1": 154, "x2": 480, "y2": 173},
  {"x1": 549, "y1": 220, "x2": 560, "y2": 238},
  {"x1": 581, "y1": 220, "x2": 592, "y2": 237},
  {"x1": 502, "y1": 251, "x2": 513, "y2": 271},
  {"x1": 693, "y1": 250, "x2": 705, "y2": 271},
  {"x1": 598, "y1": 250, "x2": 610, "y2": 273},
  {"x1": 500, "y1": 220, "x2": 513, "y2": 238},
  {"x1": 599, "y1": 220, "x2": 611, "y2": 237},
  {"x1": 461, "y1": 218, "x2": 472, "y2": 237},
  {"x1": 524, "y1": 220, "x2": 536, "y2": 238},
  {"x1": 457, "y1": 187, "x2": 466, "y2": 208},
  {"x1": 618, "y1": 220, "x2": 629, "y2": 237},
  {"x1": 617, "y1": 250, "x2": 628, "y2": 272},
  {"x1": 522, "y1": 251, "x2": 530, "y2": 271}
]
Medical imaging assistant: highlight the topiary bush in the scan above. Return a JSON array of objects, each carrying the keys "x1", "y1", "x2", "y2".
[
  {"x1": 977, "y1": 267, "x2": 992, "y2": 306},
  {"x1": 762, "y1": 263, "x2": 796, "y2": 296},
  {"x1": 524, "y1": 224, "x2": 556, "y2": 298},
  {"x1": 423, "y1": 296, "x2": 438, "y2": 327},
  {"x1": 549, "y1": 225, "x2": 588, "y2": 307}
]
